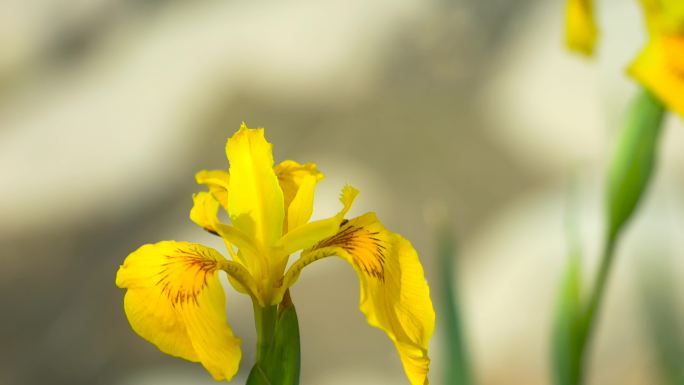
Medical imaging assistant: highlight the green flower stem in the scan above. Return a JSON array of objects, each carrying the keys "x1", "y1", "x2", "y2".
[
  {"x1": 253, "y1": 303, "x2": 278, "y2": 362},
  {"x1": 247, "y1": 291, "x2": 301, "y2": 385},
  {"x1": 576, "y1": 235, "x2": 616, "y2": 379},
  {"x1": 569, "y1": 88, "x2": 665, "y2": 385},
  {"x1": 582, "y1": 235, "x2": 616, "y2": 337}
]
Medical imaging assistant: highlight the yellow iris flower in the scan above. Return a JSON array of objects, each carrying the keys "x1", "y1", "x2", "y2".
[
  {"x1": 628, "y1": 0, "x2": 684, "y2": 117},
  {"x1": 115, "y1": 124, "x2": 435, "y2": 384},
  {"x1": 564, "y1": 0, "x2": 684, "y2": 117}
]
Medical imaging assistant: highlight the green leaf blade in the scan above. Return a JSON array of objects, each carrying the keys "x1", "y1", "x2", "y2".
[
  {"x1": 551, "y1": 251, "x2": 583, "y2": 385},
  {"x1": 439, "y1": 230, "x2": 472, "y2": 385}
]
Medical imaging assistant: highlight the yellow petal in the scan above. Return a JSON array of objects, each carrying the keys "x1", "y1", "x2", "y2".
[
  {"x1": 226, "y1": 124, "x2": 284, "y2": 247},
  {"x1": 286, "y1": 174, "x2": 317, "y2": 232},
  {"x1": 663, "y1": 1, "x2": 684, "y2": 32},
  {"x1": 189, "y1": 192, "x2": 258, "y2": 271},
  {"x1": 116, "y1": 241, "x2": 241, "y2": 381},
  {"x1": 275, "y1": 160, "x2": 324, "y2": 231},
  {"x1": 628, "y1": 35, "x2": 684, "y2": 117},
  {"x1": 639, "y1": 0, "x2": 684, "y2": 34},
  {"x1": 190, "y1": 192, "x2": 221, "y2": 235},
  {"x1": 189, "y1": 191, "x2": 255, "y2": 252},
  {"x1": 277, "y1": 185, "x2": 358, "y2": 256},
  {"x1": 285, "y1": 213, "x2": 435, "y2": 385},
  {"x1": 565, "y1": 0, "x2": 599, "y2": 56},
  {"x1": 196, "y1": 170, "x2": 230, "y2": 209},
  {"x1": 639, "y1": 0, "x2": 663, "y2": 34}
]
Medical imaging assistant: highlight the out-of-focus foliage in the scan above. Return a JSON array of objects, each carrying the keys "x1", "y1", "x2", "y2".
[
  {"x1": 605, "y1": 89, "x2": 665, "y2": 242},
  {"x1": 439, "y1": 229, "x2": 472, "y2": 385},
  {"x1": 552, "y1": 251, "x2": 583, "y2": 385},
  {"x1": 551, "y1": 88, "x2": 667, "y2": 384},
  {"x1": 638, "y1": 256, "x2": 684, "y2": 385}
]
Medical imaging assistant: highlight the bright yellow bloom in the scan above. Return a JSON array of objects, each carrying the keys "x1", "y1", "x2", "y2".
[
  {"x1": 564, "y1": 0, "x2": 599, "y2": 56},
  {"x1": 116, "y1": 124, "x2": 435, "y2": 384},
  {"x1": 564, "y1": 0, "x2": 684, "y2": 117},
  {"x1": 629, "y1": 0, "x2": 684, "y2": 117}
]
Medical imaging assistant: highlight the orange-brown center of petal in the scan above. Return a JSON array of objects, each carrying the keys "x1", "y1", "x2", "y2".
[{"x1": 156, "y1": 247, "x2": 219, "y2": 307}]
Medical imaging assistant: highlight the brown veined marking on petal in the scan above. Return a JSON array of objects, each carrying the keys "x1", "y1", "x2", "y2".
[
  {"x1": 315, "y1": 221, "x2": 387, "y2": 281},
  {"x1": 203, "y1": 227, "x2": 220, "y2": 236},
  {"x1": 156, "y1": 247, "x2": 219, "y2": 308}
]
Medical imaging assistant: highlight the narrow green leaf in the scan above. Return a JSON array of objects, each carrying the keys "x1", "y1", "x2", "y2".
[
  {"x1": 439, "y1": 229, "x2": 472, "y2": 385},
  {"x1": 246, "y1": 291, "x2": 300, "y2": 385},
  {"x1": 638, "y1": 256, "x2": 684, "y2": 385},
  {"x1": 551, "y1": 251, "x2": 583, "y2": 385},
  {"x1": 551, "y1": 176, "x2": 584, "y2": 385},
  {"x1": 605, "y1": 88, "x2": 665, "y2": 241}
]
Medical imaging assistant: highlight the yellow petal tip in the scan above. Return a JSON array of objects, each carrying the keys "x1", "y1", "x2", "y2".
[
  {"x1": 338, "y1": 185, "x2": 359, "y2": 217},
  {"x1": 340, "y1": 185, "x2": 359, "y2": 204},
  {"x1": 564, "y1": 0, "x2": 599, "y2": 56}
]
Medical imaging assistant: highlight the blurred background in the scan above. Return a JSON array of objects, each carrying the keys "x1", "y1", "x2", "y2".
[{"x1": 2, "y1": 0, "x2": 684, "y2": 384}]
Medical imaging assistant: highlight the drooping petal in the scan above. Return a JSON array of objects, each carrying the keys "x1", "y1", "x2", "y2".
[
  {"x1": 226, "y1": 124, "x2": 284, "y2": 247},
  {"x1": 628, "y1": 35, "x2": 684, "y2": 117},
  {"x1": 116, "y1": 241, "x2": 242, "y2": 381},
  {"x1": 274, "y1": 160, "x2": 324, "y2": 231},
  {"x1": 196, "y1": 170, "x2": 230, "y2": 209},
  {"x1": 284, "y1": 213, "x2": 435, "y2": 385},
  {"x1": 564, "y1": 0, "x2": 598, "y2": 56}
]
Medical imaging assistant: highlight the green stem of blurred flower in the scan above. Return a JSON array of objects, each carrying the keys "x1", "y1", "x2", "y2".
[
  {"x1": 586, "y1": 88, "x2": 664, "y2": 382},
  {"x1": 576, "y1": 235, "x2": 616, "y2": 380}
]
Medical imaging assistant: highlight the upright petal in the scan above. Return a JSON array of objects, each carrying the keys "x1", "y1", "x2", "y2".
[
  {"x1": 196, "y1": 170, "x2": 230, "y2": 209},
  {"x1": 226, "y1": 124, "x2": 284, "y2": 247},
  {"x1": 274, "y1": 160, "x2": 324, "y2": 232},
  {"x1": 565, "y1": 0, "x2": 598, "y2": 56},
  {"x1": 284, "y1": 213, "x2": 435, "y2": 385},
  {"x1": 628, "y1": 35, "x2": 684, "y2": 117},
  {"x1": 286, "y1": 175, "x2": 317, "y2": 232},
  {"x1": 116, "y1": 241, "x2": 242, "y2": 381}
]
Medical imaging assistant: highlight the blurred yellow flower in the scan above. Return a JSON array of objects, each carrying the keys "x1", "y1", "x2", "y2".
[
  {"x1": 564, "y1": 0, "x2": 599, "y2": 56},
  {"x1": 629, "y1": 0, "x2": 684, "y2": 117},
  {"x1": 116, "y1": 124, "x2": 435, "y2": 384},
  {"x1": 564, "y1": 0, "x2": 684, "y2": 117}
]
